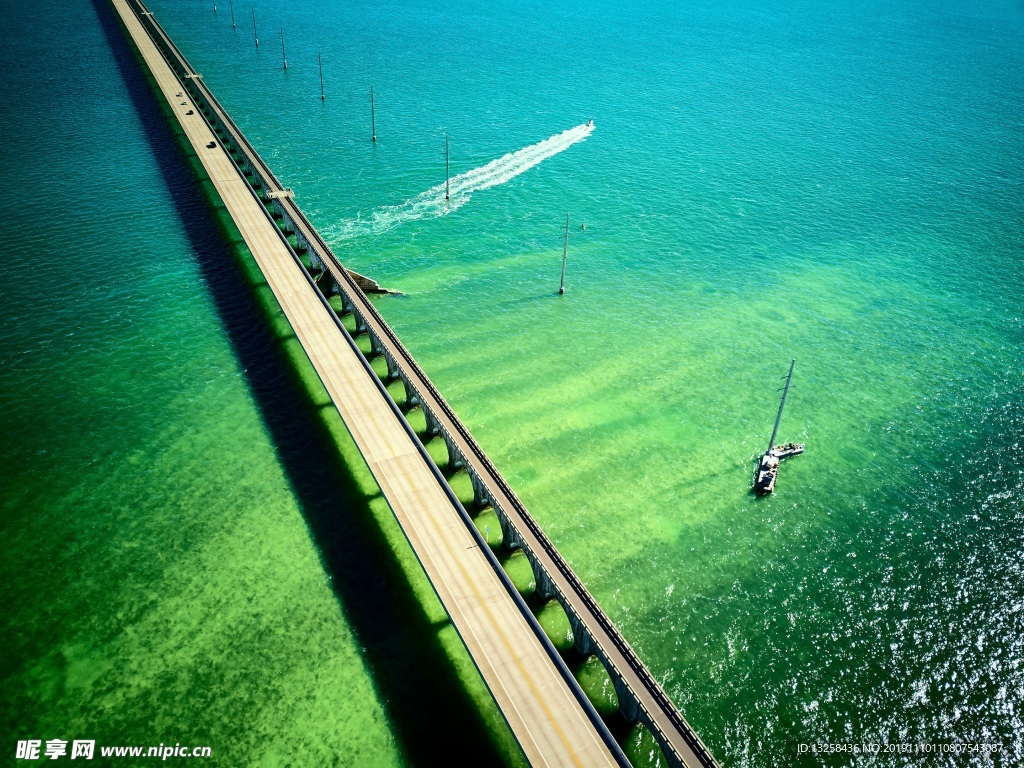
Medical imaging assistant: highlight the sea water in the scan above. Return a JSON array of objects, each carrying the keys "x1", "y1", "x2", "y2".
[{"x1": 2, "y1": 0, "x2": 1022, "y2": 765}]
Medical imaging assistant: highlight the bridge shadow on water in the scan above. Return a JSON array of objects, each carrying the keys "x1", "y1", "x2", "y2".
[{"x1": 93, "y1": 2, "x2": 515, "y2": 765}]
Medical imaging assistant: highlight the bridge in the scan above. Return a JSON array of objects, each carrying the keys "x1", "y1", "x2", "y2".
[{"x1": 110, "y1": 2, "x2": 721, "y2": 766}]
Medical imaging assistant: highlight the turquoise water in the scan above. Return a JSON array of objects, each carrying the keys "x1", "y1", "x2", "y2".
[{"x1": 3, "y1": 0, "x2": 1023, "y2": 765}]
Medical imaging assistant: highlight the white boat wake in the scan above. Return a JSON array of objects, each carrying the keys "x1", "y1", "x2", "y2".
[{"x1": 326, "y1": 122, "x2": 595, "y2": 240}]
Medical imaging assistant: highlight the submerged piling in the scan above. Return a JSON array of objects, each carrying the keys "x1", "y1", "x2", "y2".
[
  {"x1": 318, "y1": 52, "x2": 325, "y2": 100},
  {"x1": 559, "y1": 213, "x2": 569, "y2": 294}
]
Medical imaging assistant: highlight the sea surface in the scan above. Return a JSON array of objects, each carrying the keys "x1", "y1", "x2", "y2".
[{"x1": 1, "y1": 0, "x2": 1022, "y2": 765}]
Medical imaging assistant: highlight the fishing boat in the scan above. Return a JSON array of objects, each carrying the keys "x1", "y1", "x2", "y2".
[{"x1": 754, "y1": 359, "x2": 805, "y2": 495}]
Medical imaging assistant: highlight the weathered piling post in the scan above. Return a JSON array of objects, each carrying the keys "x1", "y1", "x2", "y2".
[
  {"x1": 317, "y1": 52, "x2": 325, "y2": 100},
  {"x1": 559, "y1": 213, "x2": 569, "y2": 294},
  {"x1": 370, "y1": 85, "x2": 377, "y2": 142}
]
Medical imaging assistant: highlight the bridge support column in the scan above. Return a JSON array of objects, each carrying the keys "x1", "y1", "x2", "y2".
[
  {"x1": 657, "y1": 728, "x2": 691, "y2": 768},
  {"x1": 403, "y1": 377, "x2": 421, "y2": 408},
  {"x1": 441, "y1": 431, "x2": 464, "y2": 470},
  {"x1": 314, "y1": 269, "x2": 333, "y2": 297},
  {"x1": 533, "y1": 559, "x2": 556, "y2": 600},
  {"x1": 612, "y1": 678, "x2": 643, "y2": 723},
  {"x1": 369, "y1": 332, "x2": 384, "y2": 359},
  {"x1": 270, "y1": 198, "x2": 283, "y2": 223},
  {"x1": 496, "y1": 509, "x2": 522, "y2": 550},
  {"x1": 383, "y1": 352, "x2": 401, "y2": 382},
  {"x1": 352, "y1": 310, "x2": 367, "y2": 335},
  {"x1": 568, "y1": 610, "x2": 597, "y2": 655},
  {"x1": 422, "y1": 406, "x2": 441, "y2": 436},
  {"x1": 469, "y1": 471, "x2": 491, "y2": 510},
  {"x1": 338, "y1": 287, "x2": 353, "y2": 315}
]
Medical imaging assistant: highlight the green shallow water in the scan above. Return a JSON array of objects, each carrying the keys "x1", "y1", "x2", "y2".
[
  {"x1": 3, "y1": 0, "x2": 1023, "y2": 765},
  {"x1": 0, "y1": 2, "x2": 522, "y2": 765},
  {"x1": 573, "y1": 656, "x2": 619, "y2": 719}
]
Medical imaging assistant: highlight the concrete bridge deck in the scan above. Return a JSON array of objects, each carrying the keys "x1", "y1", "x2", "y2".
[{"x1": 112, "y1": 1, "x2": 720, "y2": 765}]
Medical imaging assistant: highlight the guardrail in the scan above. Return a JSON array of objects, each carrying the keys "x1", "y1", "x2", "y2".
[{"x1": 120, "y1": 3, "x2": 720, "y2": 764}]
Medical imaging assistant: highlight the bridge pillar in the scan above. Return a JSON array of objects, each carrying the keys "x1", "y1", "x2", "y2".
[
  {"x1": 314, "y1": 269, "x2": 333, "y2": 297},
  {"x1": 533, "y1": 561, "x2": 556, "y2": 600},
  {"x1": 568, "y1": 610, "x2": 597, "y2": 655},
  {"x1": 352, "y1": 310, "x2": 367, "y2": 335},
  {"x1": 612, "y1": 677, "x2": 643, "y2": 723},
  {"x1": 338, "y1": 287, "x2": 353, "y2": 315},
  {"x1": 369, "y1": 332, "x2": 384, "y2": 359},
  {"x1": 422, "y1": 405, "x2": 441, "y2": 436},
  {"x1": 401, "y1": 375, "x2": 421, "y2": 408},
  {"x1": 496, "y1": 508, "x2": 523, "y2": 550},
  {"x1": 383, "y1": 352, "x2": 401, "y2": 382},
  {"x1": 441, "y1": 431, "x2": 464, "y2": 470},
  {"x1": 469, "y1": 471, "x2": 491, "y2": 510}
]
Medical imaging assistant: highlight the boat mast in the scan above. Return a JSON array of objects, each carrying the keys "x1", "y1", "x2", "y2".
[
  {"x1": 445, "y1": 133, "x2": 450, "y2": 202},
  {"x1": 280, "y1": 28, "x2": 287, "y2": 70},
  {"x1": 229, "y1": 0, "x2": 235, "y2": 27},
  {"x1": 252, "y1": 8, "x2": 258, "y2": 47},
  {"x1": 559, "y1": 213, "x2": 569, "y2": 294},
  {"x1": 768, "y1": 358, "x2": 795, "y2": 452}
]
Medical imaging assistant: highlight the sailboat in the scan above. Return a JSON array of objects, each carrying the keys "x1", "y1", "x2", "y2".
[
  {"x1": 444, "y1": 133, "x2": 450, "y2": 203},
  {"x1": 754, "y1": 359, "x2": 805, "y2": 494}
]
